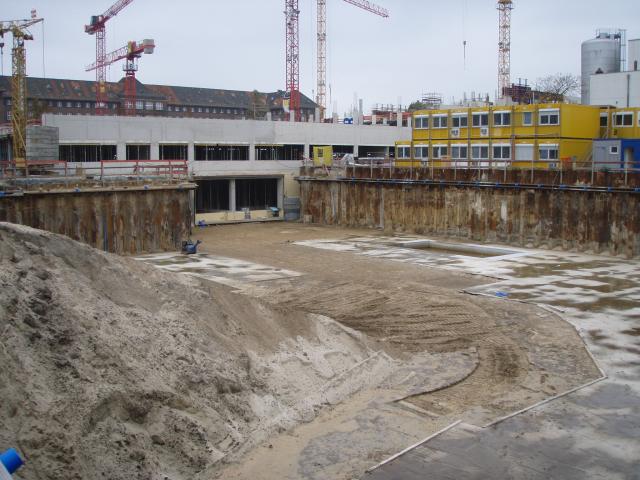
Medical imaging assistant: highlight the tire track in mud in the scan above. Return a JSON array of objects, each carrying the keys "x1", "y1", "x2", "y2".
[{"x1": 254, "y1": 279, "x2": 594, "y2": 425}]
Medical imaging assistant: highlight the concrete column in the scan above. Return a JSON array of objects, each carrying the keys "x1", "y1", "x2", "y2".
[
  {"x1": 150, "y1": 142, "x2": 159, "y2": 160},
  {"x1": 187, "y1": 142, "x2": 195, "y2": 162},
  {"x1": 249, "y1": 143, "x2": 256, "y2": 161},
  {"x1": 304, "y1": 144, "x2": 310, "y2": 161},
  {"x1": 372, "y1": 114, "x2": 377, "y2": 126},
  {"x1": 315, "y1": 107, "x2": 321, "y2": 122},
  {"x1": 277, "y1": 177, "x2": 284, "y2": 211},
  {"x1": 116, "y1": 142, "x2": 126, "y2": 160},
  {"x1": 229, "y1": 179, "x2": 237, "y2": 212}
]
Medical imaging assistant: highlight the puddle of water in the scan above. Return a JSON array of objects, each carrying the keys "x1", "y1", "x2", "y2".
[{"x1": 137, "y1": 253, "x2": 302, "y2": 287}]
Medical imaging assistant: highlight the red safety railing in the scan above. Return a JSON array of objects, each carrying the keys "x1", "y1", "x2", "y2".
[{"x1": 0, "y1": 159, "x2": 189, "y2": 180}]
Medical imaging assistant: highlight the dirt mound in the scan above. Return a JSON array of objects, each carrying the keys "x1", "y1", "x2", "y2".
[{"x1": 0, "y1": 223, "x2": 386, "y2": 480}]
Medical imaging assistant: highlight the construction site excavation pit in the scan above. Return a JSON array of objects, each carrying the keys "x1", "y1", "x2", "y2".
[{"x1": 2, "y1": 222, "x2": 631, "y2": 479}]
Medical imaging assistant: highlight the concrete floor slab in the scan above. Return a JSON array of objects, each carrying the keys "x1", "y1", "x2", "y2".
[{"x1": 327, "y1": 236, "x2": 640, "y2": 479}]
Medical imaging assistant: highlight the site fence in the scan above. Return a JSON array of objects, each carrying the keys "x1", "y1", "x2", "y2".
[
  {"x1": 301, "y1": 156, "x2": 640, "y2": 190},
  {"x1": 0, "y1": 159, "x2": 189, "y2": 181}
]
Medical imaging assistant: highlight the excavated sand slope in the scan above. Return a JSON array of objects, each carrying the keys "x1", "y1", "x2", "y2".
[{"x1": 0, "y1": 223, "x2": 394, "y2": 480}]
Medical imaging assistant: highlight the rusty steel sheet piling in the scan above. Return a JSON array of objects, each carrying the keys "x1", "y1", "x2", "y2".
[
  {"x1": 298, "y1": 174, "x2": 640, "y2": 258},
  {"x1": 0, "y1": 182, "x2": 196, "y2": 255}
]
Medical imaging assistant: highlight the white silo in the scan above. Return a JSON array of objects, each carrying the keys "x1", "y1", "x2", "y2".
[
  {"x1": 581, "y1": 30, "x2": 623, "y2": 104},
  {"x1": 629, "y1": 39, "x2": 640, "y2": 71}
]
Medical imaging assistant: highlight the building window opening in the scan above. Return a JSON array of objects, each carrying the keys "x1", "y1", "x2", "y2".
[
  {"x1": 255, "y1": 144, "x2": 304, "y2": 161},
  {"x1": 414, "y1": 116, "x2": 428, "y2": 129},
  {"x1": 452, "y1": 114, "x2": 468, "y2": 128},
  {"x1": 126, "y1": 144, "x2": 151, "y2": 160},
  {"x1": 471, "y1": 145, "x2": 489, "y2": 160},
  {"x1": 493, "y1": 112, "x2": 511, "y2": 126},
  {"x1": 493, "y1": 145, "x2": 511, "y2": 160},
  {"x1": 397, "y1": 146, "x2": 411, "y2": 159},
  {"x1": 432, "y1": 145, "x2": 448, "y2": 159},
  {"x1": 451, "y1": 145, "x2": 468, "y2": 159},
  {"x1": 414, "y1": 145, "x2": 429, "y2": 159},
  {"x1": 59, "y1": 144, "x2": 117, "y2": 162},
  {"x1": 159, "y1": 144, "x2": 188, "y2": 160},
  {"x1": 539, "y1": 146, "x2": 559, "y2": 160},
  {"x1": 539, "y1": 109, "x2": 560, "y2": 126},
  {"x1": 236, "y1": 178, "x2": 278, "y2": 210},
  {"x1": 432, "y1": 115, "x2": 448, "y2": 129},
  {"x1": 195, "y1": 145, "x2": 249, "y2": 161},
  {"x1": 196, "y1": 179, "x2": 230, "y2": 213},
  {"x1": 600, "y1": 114, "x2": 609, "y2": 127},
  {"x1": 614, "y1": 112, "x2": 633, "y2": 127},
  {"x1": 472, "y1": 113, "x2": 489, "y2": 127}
]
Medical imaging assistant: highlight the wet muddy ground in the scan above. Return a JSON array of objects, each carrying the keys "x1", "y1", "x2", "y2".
[
  {"x1": 138, "y1": 224, "x2": 626, "y2": 478},
  {"x1": 305, "y1": 236, "x2": 640, "y2": 479}
]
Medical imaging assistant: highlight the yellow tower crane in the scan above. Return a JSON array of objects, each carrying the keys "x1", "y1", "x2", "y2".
[{"x1": 0, "y1": 10, "x2": 44, "y2": 170}]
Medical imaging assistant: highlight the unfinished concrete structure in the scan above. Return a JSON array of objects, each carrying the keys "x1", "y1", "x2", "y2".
[{"x1": 40, "y1": 114, "x2": 410, "y2": 222}]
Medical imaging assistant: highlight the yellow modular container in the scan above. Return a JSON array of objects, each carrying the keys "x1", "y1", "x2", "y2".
[
  {"x1": 395, "y1": 140, "x2": 415, "y2": 167},
  {"x1": 609, "y1": 108, "x2": 640, "y2": 139},
  {"x1": 407, "y1": 103, "x2": 607, "y2": 170},
  {"x1": 558, "y1": 104, "x2": 600, "y2": 139},
  {"x1": 312, "y1": 146, "x2": 333, "y2": 166}
]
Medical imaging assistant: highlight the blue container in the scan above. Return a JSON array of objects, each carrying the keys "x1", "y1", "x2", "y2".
[{"x1": 0, "y1": 449, "x2": 23, "y2": 474}]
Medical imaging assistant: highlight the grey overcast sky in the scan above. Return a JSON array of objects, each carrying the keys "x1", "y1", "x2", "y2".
[{"x1": 2, "y1": 1, "x2": 639, "y2": 114}]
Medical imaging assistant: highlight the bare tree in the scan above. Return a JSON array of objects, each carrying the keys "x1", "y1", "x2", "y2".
[{"x1": 534, "y1": 73, "x2": 581, "y2": 98}]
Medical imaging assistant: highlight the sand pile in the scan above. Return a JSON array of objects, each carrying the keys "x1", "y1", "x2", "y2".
[{"x1": 0, "y1": 223, "x2": 389, "y2": 480}]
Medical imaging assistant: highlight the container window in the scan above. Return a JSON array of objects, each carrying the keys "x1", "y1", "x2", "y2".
[
  {"x1": 493, "y1": 146, "x2": 511, "y2": 160},
  {"x1": 471, "y1": 145, "x2": 489, "y2": 159},
  {"x1": 493, "y1": 112, "x2": 511, "y2": 126},
  {"x1": 472, "y1": 113, "x2": 489, "y2": 127},
  {"x1": 539, "y1": 146, "x2": 559, "y2": 160},
  {"x1": 432, "y1": 146, "x2": 448, "y2": 159},
  {"x1": 614, "y1": 113, "x2": 633, "y2": 127},
  {"x1": 414, "y1": 146, "x2": 429, "y2": 159},
  {"x1": 432, "y1": 115, "x2": 448, "y2": 129},
  {"x1": 451, "y1": 146, "x2": 468, "y2": 159},
  {"x1": 452, "y1": 115, "x2": 468, "y2": 128},
  {"x1": 539, "y1": 110, "x2": 559, "y2": 126}
]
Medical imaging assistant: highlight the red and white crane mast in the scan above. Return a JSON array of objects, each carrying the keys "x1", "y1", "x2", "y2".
[
  {"x1": 316, "y1": 0, "x2": 389, "y2": 120},
  {"x1": 85, "y1": 0, "x2": 134, "y2": 115},
  {"x1": 85, "y1": 39, "x2": 155, "y2": 116},
  {"x1": 285, "y1": 0, "x2": 301, "y2": 122}
]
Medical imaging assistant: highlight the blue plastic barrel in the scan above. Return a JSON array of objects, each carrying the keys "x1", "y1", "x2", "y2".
[{"x1": 0, "y1": 448, "x2": 23, "y2": 474}]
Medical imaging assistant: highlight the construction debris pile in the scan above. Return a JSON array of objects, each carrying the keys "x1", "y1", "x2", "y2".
[{"x1": 0, "y1": 223, "x2": 394, "y2": 480}]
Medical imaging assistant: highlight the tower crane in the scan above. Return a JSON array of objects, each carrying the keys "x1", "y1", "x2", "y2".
[
  {"x1": 285, "y1": 0, "x2": 388, "y2": 122},
  {"x1": 0, "y1": 10, "x2": 44, "y2": 169},
  {"x1": 85, "y1": 39, "x2": 155, "y2": 116},
  {"x1": 85, "y1": 0, "x2": 134, "y2": 115},
  {"x1": 316, "y1": 0, "x2": 389, "y2": 120},
  {"x1": 497, "y1": 0, "x2": 513, "y2": 98},
  {"x1": 285, "y1": 0, "x2": 301, "y2": 121}
]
